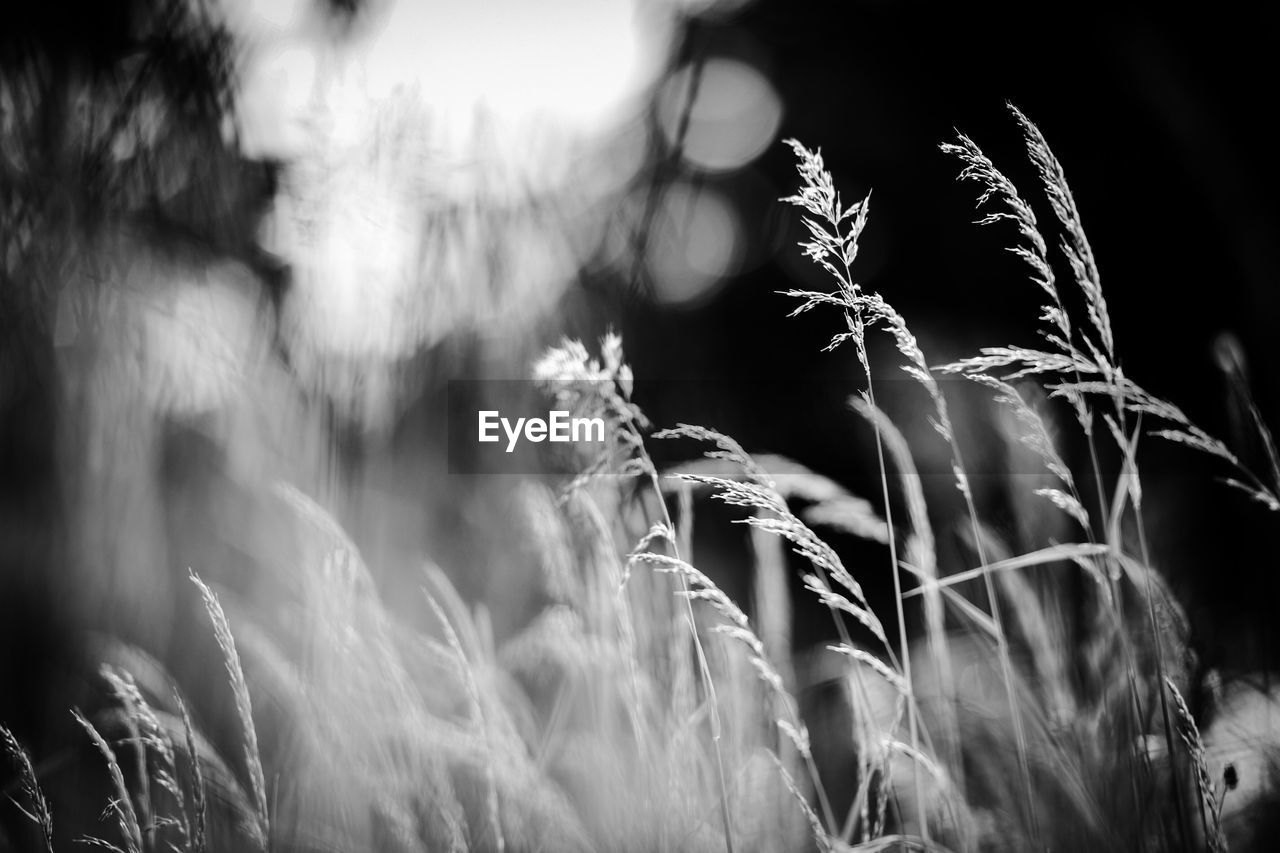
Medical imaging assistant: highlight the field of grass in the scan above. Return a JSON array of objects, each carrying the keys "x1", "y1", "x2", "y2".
[{"x1": 4, "y1": 103, "x2": 1278, "y2": 853}]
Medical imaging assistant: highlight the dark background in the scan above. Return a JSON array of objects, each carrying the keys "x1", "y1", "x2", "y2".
[{"x1": 602, "y1": 1, "x2": 1280, "y2": 672}]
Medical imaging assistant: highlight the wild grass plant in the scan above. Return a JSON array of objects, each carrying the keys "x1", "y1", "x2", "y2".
[{"x1": 4, "y1": 108, "x2": 1277, "y2": 852}]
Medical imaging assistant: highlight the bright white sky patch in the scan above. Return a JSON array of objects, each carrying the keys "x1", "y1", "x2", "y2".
[
  {"x1": 362, "y1": 0, "x2": 659, "y2": 128},
  {"x1": 233, "y1": 0, "x2": 671, "y2": 165},
  {"x1": 223, "y1": 0, "x2": 681, "y2": 428}
]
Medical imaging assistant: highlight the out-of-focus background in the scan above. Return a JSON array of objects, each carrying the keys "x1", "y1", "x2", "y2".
[
  {"x1": 612, "y1": 1, "x2": 1280, "y2": 673},
  {"x1": 2, "y1": 0, "x2": 1278, "y2": 846}
]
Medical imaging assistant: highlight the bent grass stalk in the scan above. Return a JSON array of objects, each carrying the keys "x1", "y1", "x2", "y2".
[
  {"x1": 637, "y1": 436, "x2": 737, "y2": 853},
  {"x1": 1, "y1": 724, "x2": 54, "y2": 853},
  {"x1": 103, "y1": 667, "x2": 191, "y2": 849},
  {"x1": 1025, "y1": 107, "x2": 1186, "y2": 845},
  {"x1": 1166, "y1": 678, "x2": 1228, "y2": 853},
  {"x1": 536, "y1": 335, "x2": 738, "y2": 853},
  {"x1": 189, "y1": 570, "x2": 270, "y2": 849},
  {"x1": 175, "y1": 690, "x2": 208, "y2": 853},
  {"x1": 867, "y1": 295, "x2": 1039, "y2": 838},
  {"x1": 633, "y1": 550, "x2": 835, "y2": 851},
  {"x1": 780, "y1": 139, "x2": 929, "y2": 841},
  {"x1": 72, "y1": 707, "x2": 144, "y2": 853},
  {"x1": 1020, "y1": 102, "x2": 1190, "y2": 844},
  {"x1": 423, "y1": 587, "x2": 506, "y2": 853},
  {"x1": 939, "y1": 108, "x2": 1207, "y2": 845},
  {"x1": 940, "y1": 119, "x2": 1154, "y2": 837},
  {"x1": 656, "y1": 424, "x2": 898, "y2": 842}
]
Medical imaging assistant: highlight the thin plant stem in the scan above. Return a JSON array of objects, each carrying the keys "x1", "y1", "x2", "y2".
[
  {"x1": 639, "y1": 450, "x2": 737, "y2": 853},
  {"x1": 941, "y1": 419, "x2": 1038, "y2": 847},
  {"x1": 1133, "y1": 486, "x2": 1191, "y2": 851},
  {"x1": 864, "y1": 374, "x2": 928, "y2": 841}
]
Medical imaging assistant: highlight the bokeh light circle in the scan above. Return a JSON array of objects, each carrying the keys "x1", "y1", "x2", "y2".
[
  {"x1": 658, "y1": 58, "x2": 782, "y2": 173},
  {"x1": 645, "y1": 181, "x2": 742, "y2": 307}
]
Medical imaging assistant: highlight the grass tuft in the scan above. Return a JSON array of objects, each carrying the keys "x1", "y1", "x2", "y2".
[
  {"x1": 1, "y1": 723, "x2": 54, "y2": 853},
  {"x1": 189, "y1": 570, "x2": 270, "y2": 849}
]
